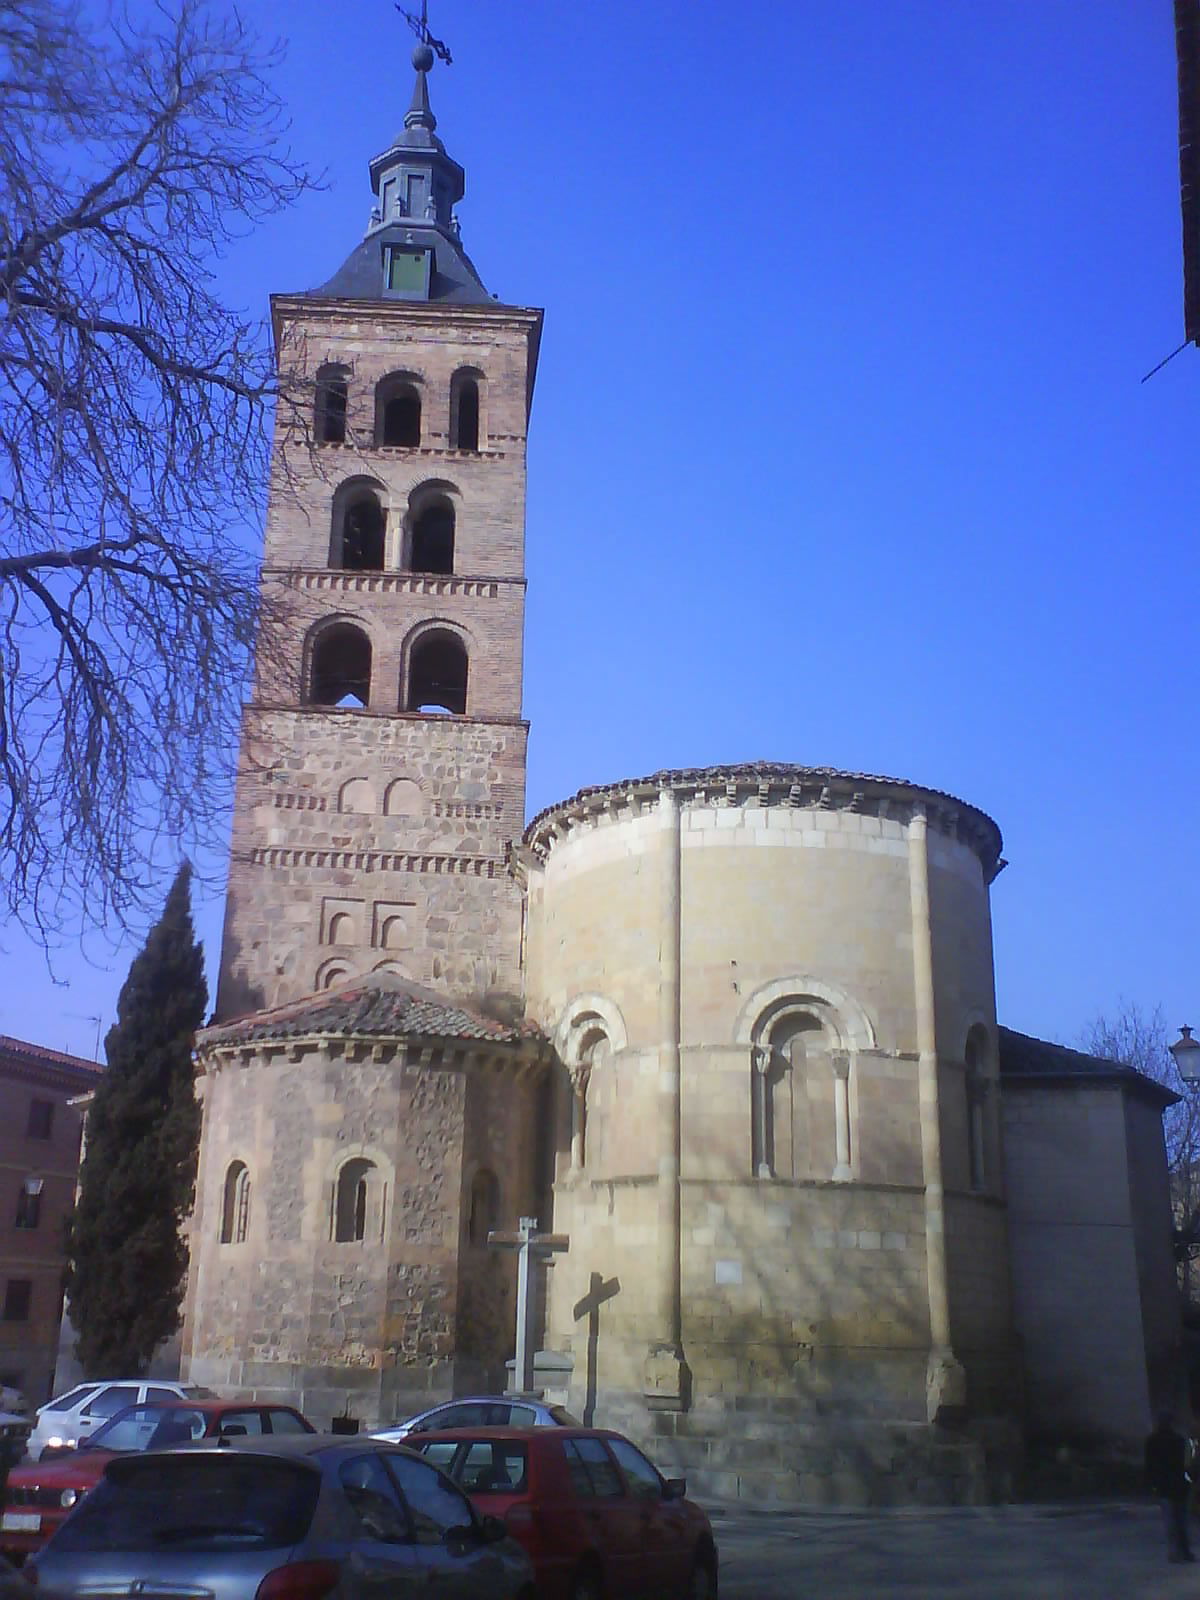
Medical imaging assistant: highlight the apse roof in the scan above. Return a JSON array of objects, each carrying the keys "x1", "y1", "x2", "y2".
[
  {"x1": 200, "y1": 973, "x2": 544, "y2": 1051},
  {"x1": 998, "y1": 1026, "x2": 1178, "y2": 1108},
  {"x1": 526, "y1": 761, "x2": 1003, "y2": 861}
]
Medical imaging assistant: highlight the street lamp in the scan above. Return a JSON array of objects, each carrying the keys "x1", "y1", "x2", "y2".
[{"x1": 1169, "y1": 1025, "x2": 1200, "y2": 1086}]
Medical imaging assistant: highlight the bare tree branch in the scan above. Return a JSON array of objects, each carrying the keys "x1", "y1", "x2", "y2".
[
  {"x1": 0, "y1": 0, "x2": 315, "y2": 944},
  {"x1": 1081, "y1": 1002, "x2": 1200, "y2": 1283}
]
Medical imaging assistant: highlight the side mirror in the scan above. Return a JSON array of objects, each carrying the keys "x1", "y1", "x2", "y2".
[
  {"x1": 664, "y1": 1478, "x2": 687, "y2": 1501},
  {"x1": 480, "y1": 1514, "x2": 507, "y2": 1544},
  {"x1": 442, "y1": 1522, "x2": 477, "y2": 1551}
]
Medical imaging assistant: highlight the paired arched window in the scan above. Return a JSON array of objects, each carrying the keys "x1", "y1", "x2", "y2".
[
  {"x1": 308, "y1": 623, "x2": 372, "y2": 708},
  {"x1": 750, "y1": 1002, "x2": 852, "y2": 1182},
  {"x1": 376, "y1": 374, "x2": 422, "y2": 448},
  {"x1": 406, "y1": 629, "x2": 467, "y2": 714},
  {"x1": 333, "y1": 1157, "x2": 379, "y2": 1243},
  {"x1": 450, "y1": 369, "x2": 483, "y2": 451},
  {"x1": 467, "y1": 1169, "x2": 500, "y2": 1246},
  {"x1": 220, "y1": 1161, "x2": 251, "y2": 1245},
  {"x1": 314, "y1": 365, "x2": 349, "y2": 445}
]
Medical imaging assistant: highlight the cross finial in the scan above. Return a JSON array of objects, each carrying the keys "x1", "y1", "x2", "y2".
[{"x1": 396, "y1": 1, "x2": 453, "y2": 66}]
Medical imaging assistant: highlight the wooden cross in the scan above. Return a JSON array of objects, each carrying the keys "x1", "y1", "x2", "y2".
[{"x1": 488, "y1": 1216, "x2": 569, "y2": 1392}]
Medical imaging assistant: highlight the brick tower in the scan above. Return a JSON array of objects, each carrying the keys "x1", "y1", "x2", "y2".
[{"x1": 214, "y1": 44, "x2": 541, "y2": 1022}]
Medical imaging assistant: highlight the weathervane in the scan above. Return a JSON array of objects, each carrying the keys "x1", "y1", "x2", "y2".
[{"x1": 396, "y1": 0, "x2": 453, "y2": 65}]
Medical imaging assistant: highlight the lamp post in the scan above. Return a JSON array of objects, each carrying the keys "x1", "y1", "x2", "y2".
[{"x1": 1170, "y1": 1026, "x2": 1200, "y2": 1087}]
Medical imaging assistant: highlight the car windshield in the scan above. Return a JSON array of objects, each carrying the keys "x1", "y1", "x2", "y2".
[
  {"x1": 84, "y1": 1406, "x2": 208, "y2": 1454},
  {"x1": 49, "y1": 1456, "x2": 320, "y2": 1553}
]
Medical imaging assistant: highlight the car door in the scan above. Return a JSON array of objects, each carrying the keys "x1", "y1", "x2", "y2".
[
  {"x1": 562, "y1": 1436, "x2": 640, "y2": 1594},
  {"x1": 606, "y1": 1436, "x2": 693, "y2": 1597},
  {"x1": 383, "y1": 1449, "x2": 510, "y2": 1599},
  {"x1": 337, "y1": 1451, "x2": 419, "y2": 1598},
  {"x1": 73, "y1": 1385, "x2": 139, "y2": 1444}
]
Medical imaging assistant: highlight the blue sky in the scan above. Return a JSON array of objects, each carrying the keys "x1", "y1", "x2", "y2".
[{"x1": 3, "y1": 0, "x2": 1197, "y2": 1061}]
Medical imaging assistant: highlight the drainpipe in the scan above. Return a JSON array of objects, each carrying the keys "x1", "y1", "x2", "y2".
[{"x1": 908, "y1": 804, "x2": 966, "y2": 1422}]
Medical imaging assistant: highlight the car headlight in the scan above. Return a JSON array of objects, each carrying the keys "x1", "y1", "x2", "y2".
[{"x1": 59, "y1": 1489, "x2": 77, "y2": 1509}]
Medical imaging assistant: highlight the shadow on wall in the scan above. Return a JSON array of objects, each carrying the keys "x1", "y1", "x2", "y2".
[
  {"x1": 573, "y1": 1271, "x2": 621, "y2": 1428},
  {"x1": 555, "y1": 1064, "x2": 1019, "y2": 1504},
  {"x1": 211, "y1": 918, "x2": 267, "y2": 1024}
]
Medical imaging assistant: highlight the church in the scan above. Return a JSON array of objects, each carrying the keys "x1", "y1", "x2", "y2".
[{"x1": 180, "y1": 42, "x2": 1182, "y2": 1503}]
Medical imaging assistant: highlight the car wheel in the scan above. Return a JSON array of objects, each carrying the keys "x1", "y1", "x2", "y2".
[
  {"x1": 570, "y1": 1561, "x2": 604, "y2": 1600},
  {"x1": 688, "y1": 1554, "x2": 718, "y2": 1599}
]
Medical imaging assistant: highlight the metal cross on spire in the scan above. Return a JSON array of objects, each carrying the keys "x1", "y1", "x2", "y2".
[{"x1": 396, "y1": 0, "x2": 453, "y2": 65}]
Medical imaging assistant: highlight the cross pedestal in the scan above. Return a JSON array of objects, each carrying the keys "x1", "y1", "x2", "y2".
[{"x1": 487, "y1": 1216, "x2": 569, "y2": 1392}]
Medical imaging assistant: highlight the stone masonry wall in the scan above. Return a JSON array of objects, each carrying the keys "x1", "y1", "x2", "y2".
[
  {"x1": 217, "y1": 707, "x2": 526, "y2": 1018},
  {"x1": 185, "y1": 1040, "x2": 535, "y2": 1429}
]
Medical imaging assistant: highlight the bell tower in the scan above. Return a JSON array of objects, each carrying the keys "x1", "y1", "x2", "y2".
[{"x1": 215, "y1": 40, "x2": 541, "y2": 1020}]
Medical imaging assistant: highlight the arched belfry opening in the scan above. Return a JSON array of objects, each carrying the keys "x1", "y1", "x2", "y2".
[
  {"x1": 308, "y1": 622, "x2": 372, "y2": 708},
  {"x1": 376, "y1": 374, "x2": 422, "y2": 447},
  {"x1": 450, "y1": 369, "x2": 483, "y2": 451},
  {"x1": 331, "y1": 479, "x2": 388, "y2": 571},
  {"x1": 406, "y1": 628, "x2": 467, "y2": 714},
  {"x1": 408, "y1": 485, "x2": 456, "y2": 575},
  {"x1": 314, "y1": 364, "x2": 349, "y2": 444}
]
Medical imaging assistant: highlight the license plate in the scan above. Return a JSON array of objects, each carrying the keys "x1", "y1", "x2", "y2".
[{"x1": 1, "y1": 1512, "x2": 40, "y2": 1532}]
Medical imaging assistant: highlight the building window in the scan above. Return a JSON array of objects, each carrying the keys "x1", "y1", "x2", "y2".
[
  {"x1": 14, "y1": 1178, "x2": 43, "y2": 1231},
  {"x1": 384, "y1": 246, "x2": 431, "y2": 298},
  {"x1": 376, "y1": 376, "x2": 422, "y2": 447},
  {"x1": 450, "y1": 371, "x2": 482, "y2": 451},
  {"x1": 307, "y1": 623, "x2": 372, "y2": 708},
  {"x1": 315, "y1": 365, "x2": 350, "y2": 445},
  {"x1": 26, "y1": 1100, "x2": 53, "y2": 1140},
  {"x1": 334, "y1": 1158, "x2": 378, "y2": 1243},
  {"x1": 467, "y1": 1170, "x2": 499, "y2": 1246},
  {"x1": 339, "y1": 492, "x2": 386, "y2": 571},
  {"x1": 405, "y1": 630, "x2": 468, "y2": 715},
  {"x1": 409, "y1": 499, "x2": 455, "y2": 575},
  {"x1": 220, "y1": 1162, "x2": 251, "y2": 1245},
  {"x1": 3, "y1": 1281, "x2": 31, "y2": 1323}
]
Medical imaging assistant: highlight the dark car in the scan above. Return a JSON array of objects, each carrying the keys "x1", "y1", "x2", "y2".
[
  {"x1": 411, "y1": 1425, "x2": 718, "y2": 1599},
  {"x1": 29, "y1": 1434, "x2": 535, "y2": 1600},
  {"x1": 1, "y1": 1399, "x2": 314, "y2": 1558}
]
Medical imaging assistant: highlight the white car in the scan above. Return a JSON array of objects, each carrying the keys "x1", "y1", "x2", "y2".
[{"x1": 25, "y1": 1380, "x2": 216, "y2": 1461}]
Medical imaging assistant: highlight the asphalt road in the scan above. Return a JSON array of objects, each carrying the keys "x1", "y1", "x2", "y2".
[{"x1": 707, "y1": 1500, "x2": 1199, "y2": 1599}]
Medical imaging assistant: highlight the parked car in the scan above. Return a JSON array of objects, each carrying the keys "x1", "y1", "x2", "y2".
[
  {"x1": 25, "y1": 1382, "x2": 217, "y2": 1462},
  {"x1": 372, "y1": 1395, "x2": 580, "y2": 1442},
  {"x1": 2, "y1": 1399, "x2": 315, "y2": 1559},
  {"x1": 0, "y1": 1418, "x2": 30, "y2": 1472},
  {"x1": 410, "y1": 1425, "x2": 718, "y2": 1599},
  {"x1": 28, "y1": 1434, "x2": 536, "y2": 1600}
]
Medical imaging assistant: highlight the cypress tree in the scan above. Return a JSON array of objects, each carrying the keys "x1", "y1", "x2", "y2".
[{"x1": 67, "y1": 863, "x2": 206, "y2": 1375}]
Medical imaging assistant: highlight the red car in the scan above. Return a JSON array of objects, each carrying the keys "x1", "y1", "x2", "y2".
[
  {"x1": 0, "y1": 1398, "x2": 315, "y2": 1559},
  {"x1": 411, "y1": 1425, "x2": 718, "y2": 1600}
]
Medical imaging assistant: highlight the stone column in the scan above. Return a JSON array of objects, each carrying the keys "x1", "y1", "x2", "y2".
[
  {"x1": 907, "y1": 805, "x2": 966, "y2": 1422},
  {"x1": 831, "y1": 1051, "x2": 852, "y2": 1181},
  {"x1": 645, "y1": 787, "x2": 687, "y2": 1410}
]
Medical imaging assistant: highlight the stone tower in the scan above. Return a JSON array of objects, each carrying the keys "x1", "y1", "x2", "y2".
[
  {"x1": 214, "y1": 43, "x2": 541, "y2": 1023},
  {"x1": 183, "y1": 43, "x2": 550, "y2": 1426}
]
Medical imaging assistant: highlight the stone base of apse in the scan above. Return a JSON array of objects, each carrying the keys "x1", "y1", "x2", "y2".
[{"x1": 602, "y1": 1392, "x2": 1015, "y2": 1507}]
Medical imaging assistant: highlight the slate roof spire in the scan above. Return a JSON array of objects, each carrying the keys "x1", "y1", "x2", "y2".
[{"x1": 304, "y1": 38, "x2": 491, "y2": 304}]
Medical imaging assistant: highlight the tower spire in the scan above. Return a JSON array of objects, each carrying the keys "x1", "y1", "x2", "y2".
[{"x1": 405, "y1": 43, "x2": 437, "y2": 133}]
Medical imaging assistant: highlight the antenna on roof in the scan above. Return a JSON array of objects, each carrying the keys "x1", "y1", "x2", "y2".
[{"x1": 396, "y1": 0, "x2": 453, "y2": 65}]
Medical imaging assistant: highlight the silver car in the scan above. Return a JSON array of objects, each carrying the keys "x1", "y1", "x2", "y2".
[
  {"x1": 30, "y1": 1433, "x2": 536, "y2": 1599},
  {"x1": 372, "y1": 1396, "x2": 580, "y2": 1442}
]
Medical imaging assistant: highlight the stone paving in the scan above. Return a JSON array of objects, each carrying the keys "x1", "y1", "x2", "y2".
[{"x1": 707, "y1": 1500, "x2": 1200, "y2": 1598}]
